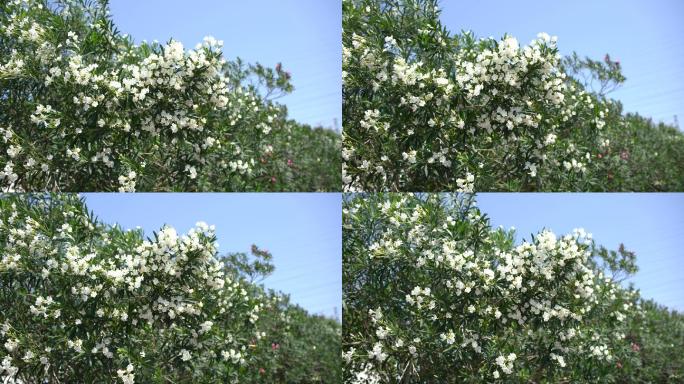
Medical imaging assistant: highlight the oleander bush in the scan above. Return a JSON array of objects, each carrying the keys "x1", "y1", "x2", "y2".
[
  {"x1": 0, "y1": 0, "x2": 341, "y2": 192},
  {"x1": 342, "y1": 0, "x2": 684, "y2": 191},
  {"x1": 0, "y1": 194, "x2": 341, "y2": 383},
  {"x1": 342, "y1": 193, "x2": 684, "y2": 383},
  {"x1": 253, "y1": 293, "x2": 343, "y2": 383},
  {"x1": 622, "y1": 299, "x2": 684, "y2": 382}
]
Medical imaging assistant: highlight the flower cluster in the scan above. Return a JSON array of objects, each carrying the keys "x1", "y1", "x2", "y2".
[{"x1": 343, "y1": 193, "x2": 644, "y2": 382}]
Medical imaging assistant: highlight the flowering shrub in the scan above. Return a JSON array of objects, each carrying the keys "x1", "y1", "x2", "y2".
[
  {"x1": 586, "y1": 113, "x2": 684, "y2": 191},
  {"x1": 252, "y1": 293, "x2": 342, "y2": 383},
  {"x1": 620, "y1": 299, "x2": 684, "y2": 382},
  {"x1": 222, "y1": 244, "x2": 343, "y2": 383},
  {"x1": 342, "y1": 193, "x2": 684, "y2": 382},
  {"x1": 342, "y1": 0, "x2": 684, "y2": 191},
  {"x1": 0, "y1": 0, "x2": 340, "y2": 192},
  {"x1": 0, "y1": 194, "x2": 341, "y2": 383}
]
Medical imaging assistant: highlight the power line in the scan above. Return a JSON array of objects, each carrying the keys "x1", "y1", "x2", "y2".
[
  {"x1": 264, "y1": 264, "x2": 341, "y2": 286},
  {"x1": 618, "y1": 72, "x2": 684, "y2": 91},
  {"x1": 617, "y1": 87, "x2": 684, "y2": 102},
  {"x1": 289, "y1": 71, "x2": 342, "y2": 86},
  {"x1": 294, "y1": 288, "x2": 342, "y2": 301},
  {"x1": 621, "y1": 93, "x2": 684, "y2": 109},
  {"x1": 295, "y1": 110, "x2": 342, "y2": 120},
  {"x1": 288, "y1": 280, "x2": 342, "y2": 294},
  {"x1": 267, "y1": 257, "x2": 341, "y2": 278},
  {"x1": 283, "y1": 54, "x2": 340, "y2": 67},
  {"x1": 291, "y1": 91, "x2": 342, "y2": 104},
  {"x1": 285, "y1": 96, "x2": 340, "y2": 110},
  {"x1": 287, "y1": 281, "x2": 342, "y2": 297},
  {"x1": 633, "y1": 265, "x2": 684, "y2": 281},
  {"x1": 612, "y1": 37, "x2": 682, "y2": 58},
  {"x1": 291, "y1": 77, "x2": 341, "y2": 89},
  {"x1": 619, "y1": 57, "x2": 684, "y2": 73},
  {"x1": 639, "y1": 284, "x2": 684, "y2": 295}
]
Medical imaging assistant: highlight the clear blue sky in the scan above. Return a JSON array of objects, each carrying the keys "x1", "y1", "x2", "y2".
[
  {"x1": 81, "y1": 193, "x2": 342, "y2": 320},
  {"x1": 440, "y1": 0, "x2": 684, "y2": 128},
  {"x1": 477, "y1": 193, "x2": 684, "y2": 312},
  {"x1": 109, "y1": 0, "x2": 341, "y2": 130}
]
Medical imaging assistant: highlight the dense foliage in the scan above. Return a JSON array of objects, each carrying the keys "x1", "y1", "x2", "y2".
[
  {"x1": 342, "y1": 0, "x2": 684, "y2": 191},
  {"x1": 623, "y1": 299, "x2": 684, "y2": 382},
  {"x1": 0, "y1": 0, "x2": 341, "y2": 192},
  {"x1": 0, "y1": 194, "x2": 341, "y2": 383},
  {"x1": 342, "y1": 193, "x2": 684, "y2": 383}
]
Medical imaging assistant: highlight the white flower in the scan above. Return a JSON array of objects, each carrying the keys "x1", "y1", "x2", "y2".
[
  {"x1": 117, "y1": 363, "x2": 135, "y2": 384},
  {"x1": 440, "y1": 330, "x2": 456, "y2": 345},
  {"x1": 221, "y1": 349, "x2": 243, "y2": 364},
  {"x1": 1, "y1": 356, "x2": 17, "y2": 377},
  {"x1": 434, "y1": 77, "x2": 449, "y2": 86},
  {"x1": 66, "y1": 147, "x2": 81, "y2": 161},
  {"x1": 185, "y1": 165, "x2": 198, "y2": 179},
  {"x1": 376, "y1": 326, "x2": 389, "y2": 339},
  {"x1": 22, "y1": 350, "x2": 35, "y2": 361},
  {"x1": 544, "y1": 133, "x2": 557, "y2": 145},
  {"x1": 342, "y1": 348, "x2": 355, "y2": 363},
  {"x1": 495, "y1": 353, "x2": 516, "y2": 374},
  {"x1": 118, "y1": 171, "x2": 137, "y2": 192},
  {"x1": 67, "y1": 338, "x2": 83, "y2": 353},
  {"x1": 551, "y1": 353, "x2": 567, "y2": 367},
  {"x1": 402, "y1": 150, "x2": 417, "y2": 164},
  {"x1": 4, "y1": 338, "x2": 18, "y2": 352},
  {"x1": 456, "y1": 172, "x2": 475, "y2": 193},
  {"x1": 6, "y1": 145, "x2": 21, "y2": 158},
  {"x1": 368, "y1": 342, "x2": 387, "y2": 362},
  {"x1": 180, "y1": 349, "x2": 191, "y2": 361},
  {"x1": 200, "y1": 320, "x2": 213, "y2": 333}
]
